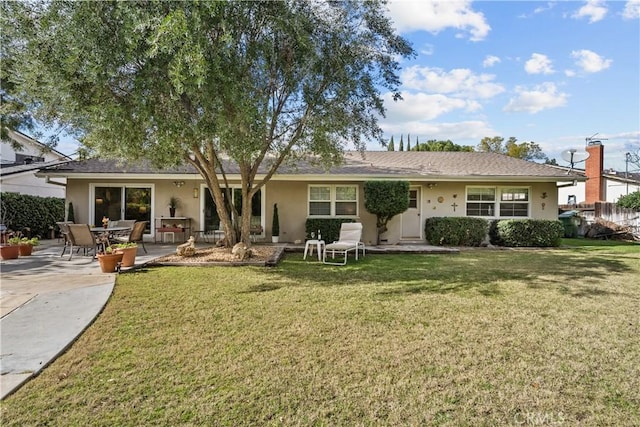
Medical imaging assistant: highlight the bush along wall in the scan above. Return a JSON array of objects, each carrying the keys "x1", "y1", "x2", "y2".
[
  {"x1": 492, "y1": 219, "x2": 564, "y2": 247},
  {"x1": 0, "y1": 192, "x2": 65, "y2": 238},
  {"x1": 424, "y1": 217, "x2": 488, "y2": 246},
  {"x1": 305, "y1": 218, "x2": 355, "y2": 243}
]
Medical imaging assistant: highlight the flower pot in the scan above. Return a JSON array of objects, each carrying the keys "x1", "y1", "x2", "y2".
[
  {"x1": 0, "y1": 245, "x2": 20, "y2": 260},
  {"x1": 97, "y1": 252, "x2": 124, "y2": 273},
  {"x1": 169, "y1": 207, "x2": 176, "y2": 217},
  {"x1": 19, "y1": 244, "x2": 33, "y2": 256},
  {"x1": 114, "y1": 246, "x2": 137, "y2": 267},
  {"x1": 271, "y1": 236, "x2": 279, "y2": 243}
]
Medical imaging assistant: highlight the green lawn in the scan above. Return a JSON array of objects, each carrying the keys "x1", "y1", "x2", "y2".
[{"x1": 2, "y1": 240, "x2": 639, "y2": 426}]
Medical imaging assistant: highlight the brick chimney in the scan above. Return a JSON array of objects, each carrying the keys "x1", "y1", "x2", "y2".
[{"x1": 585, "y1": 142, "x2": 604, "y2": 203}]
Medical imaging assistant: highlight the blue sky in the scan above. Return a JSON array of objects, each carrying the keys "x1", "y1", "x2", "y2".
[{"x1": 378, "y1": 0, "x2": 640, "y2": 170}]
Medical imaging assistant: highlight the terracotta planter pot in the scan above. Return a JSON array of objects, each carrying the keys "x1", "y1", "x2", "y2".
[
  {"x1": 114, "y1": 246, "x2": 137, "y2": 267},
  {"x1": 0, "y1": 245, "x2": 20, "y2": 260},
  {"x1": 19, "y1": 244, "x2": 33, "y2": 256},
  {"x1": 97, "y1": 252, "x2": 124, "y2": 273}
]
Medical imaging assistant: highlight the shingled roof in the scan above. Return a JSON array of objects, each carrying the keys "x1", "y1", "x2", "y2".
[{"x1": 38, "y1": 151, "x2": 582, "y2": 181}]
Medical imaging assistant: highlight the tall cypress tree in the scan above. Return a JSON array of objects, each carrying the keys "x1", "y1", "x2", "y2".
[
  {"x1": 388, "y1": 135, "x2": 395, "y2": 151},
  {"x1": 415, "y1": 135, "x2": 420, "y2": 151},
  {"x1": 399, "y1": 134, "x2": 404, "y2": 151}
]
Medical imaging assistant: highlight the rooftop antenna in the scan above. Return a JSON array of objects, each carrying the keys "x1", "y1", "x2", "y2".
[
  {"x1": 585, "y1": 132, "x2": 608, "y2": 146},
  {"x1": 561, "y1": 148, "x2": 590, "y2": 174}
]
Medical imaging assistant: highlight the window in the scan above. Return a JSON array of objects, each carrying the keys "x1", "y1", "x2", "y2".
[
  {"x1": 309, "y1": 186, "x2": 331, "y2": 216},
  {"x1": 308, "y1": 185, "x2": 358, "y2": 216},
  {"x1": 466, "y1": 186, "x2": 530, "y2": 218},
  {"x1": 93, "y1": 185, "x2": 152, "y2": 229},
  {"x1": 499, "y1": 188, "x2": 529, "y2": 217},
  {"x1": 466, "y1": 187, "x2": 496, "y2": 216}
]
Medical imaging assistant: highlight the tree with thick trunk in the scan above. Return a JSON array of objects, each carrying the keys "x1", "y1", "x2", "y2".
[{"x1": 4, "y1": 0, "x2": 414, "y2": 246}]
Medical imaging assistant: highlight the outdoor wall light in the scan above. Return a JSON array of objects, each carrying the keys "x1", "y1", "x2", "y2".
[
  {"x1": 193, "y1": 188, "x2": 199, "y2": 198},
  {"x1": 173, "y1": 181, "x2": 185, "y2": 188}
]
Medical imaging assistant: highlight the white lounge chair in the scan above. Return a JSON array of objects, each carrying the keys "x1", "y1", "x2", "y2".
[{"x1": 323, "y1": 222, "x2": 365, "y2": 265}]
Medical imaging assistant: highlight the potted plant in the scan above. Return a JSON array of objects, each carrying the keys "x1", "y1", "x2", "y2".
[
  {"x1": 18, "y1": 237, "x2": 39, "y2": 256},
  {"x1": 0, "y1": 236, "x2": 21, "y2": 260},
  {"x1": 97, "y1": 246, "x2": 124, "y2": 273},
  {"x1": 168, "y1": 196, "x2": 180, "y2": 217},
  {"x1": 271, "y1": 203, "x2": 280, "y2": 243},
  {"x1": 112, "y1": 242, "x2": 138, "y2": 267}
]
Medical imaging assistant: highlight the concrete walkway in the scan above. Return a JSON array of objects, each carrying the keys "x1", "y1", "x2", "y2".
[{"x1": 0, "y1": 239, "x2": 179, "y2": 400}]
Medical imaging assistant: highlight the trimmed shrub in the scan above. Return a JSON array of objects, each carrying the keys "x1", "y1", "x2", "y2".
[
  {"x1": 363, "y1": 180, "x2": 410, "y2": 244},
  {"x1": 424, "y1": 217, "x2": 488, "y2": 246},
  {"x1": 305, "y1": 218, "x2": 355, "y2": 243},
  {"x1": 494, "y1": 219, "x2": 564, "y2": 247},
  {"x1": 0, "y1": 192, "x2": 65, "y2": 237}
]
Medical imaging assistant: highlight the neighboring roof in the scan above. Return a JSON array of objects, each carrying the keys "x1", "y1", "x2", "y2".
[
  {"x1": 0, "y1": 159, "x2": 71, "y2": 178},
  {"x1": 3, "y1": 129, "x2": 72, "y2": 162},
  {"x1": 38, "y1": 151, "x2": 583, "y2": 182},
  {"x1": 549, "y1": 164, "x2": 640, "y2": 185}
]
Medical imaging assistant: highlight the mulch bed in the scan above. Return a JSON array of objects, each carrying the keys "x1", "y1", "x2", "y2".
[{"x1": 147, "y1": 245, "x2": 286, "y2": 267}]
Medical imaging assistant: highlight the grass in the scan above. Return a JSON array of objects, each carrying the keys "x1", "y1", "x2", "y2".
[{"x1": 1, "y1": 240, "x2": 639, "y2": 425}]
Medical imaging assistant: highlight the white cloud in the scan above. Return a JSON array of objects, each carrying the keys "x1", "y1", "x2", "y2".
[
  {"x1": 387, "y1": 0, "x2": 491, "y2": 41},
  {"x1": 564, "y1": 69, "x2": 577, "y2": 77},
  {"x1": 571, "y1": 49, "x2": 612, "y2": 73},
  {"x1": 420, "y1": 44, "x2": 435, "y2": 56},
  {"x1": 504, "y1": 82, "x2": 568, "y2": 114},
  {"x1": 534, "y1": 2, "x2": 556, "y2": 15},
  {"x1": 483, "y1": 55, "x2": 501, "y2": 68},
  {"x1": 525, "y1": 53, "x2": 555, "y2": 75},
  {"x1": 384, "y1": 91, "x2": 480, "y2": 121},
  {"x1": 622, "y1": 0, "x2": 640, "y2": 19},
  {"x1": 572, "y1": 0, "x2": 608, "y2": 23},
  {"x1": 401, "y1": 66, "x2": 505, "y2": 99}
]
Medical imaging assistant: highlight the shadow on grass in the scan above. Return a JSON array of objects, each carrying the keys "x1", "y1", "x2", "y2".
[{"x1": 267, "y1": 249, "x2": 636, "y2": 298}]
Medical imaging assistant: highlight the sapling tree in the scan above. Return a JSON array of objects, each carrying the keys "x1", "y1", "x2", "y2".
[{"x1": 364, "y1": 180, "x2": 410, "y2": 244}]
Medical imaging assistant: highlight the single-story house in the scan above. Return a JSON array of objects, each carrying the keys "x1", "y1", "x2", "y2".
[
  {"x1": 38, "y1": 151, "x2": 584, "y2": 245},
  {"x1": 1, "y1": 130, "x2": 71, "y2": 198}
]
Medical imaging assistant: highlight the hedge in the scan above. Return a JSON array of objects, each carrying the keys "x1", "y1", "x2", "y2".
[
  {"x1": 491, "y1": 219, "x2": 564, "y2": 247},
  {"x1": 424, "y1": 217, "x2": 488, "y2": 246},
  {"x1": 0, "y1": 192, "x2": 65, "y2": 238},
  {"x1": 305, "y1": 218, "x2": 355, "y2": 243}
]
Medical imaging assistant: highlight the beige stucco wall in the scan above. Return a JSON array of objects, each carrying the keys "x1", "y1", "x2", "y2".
[{"x1": 65, "y1": 178, "x2": 560, "y2": 245}]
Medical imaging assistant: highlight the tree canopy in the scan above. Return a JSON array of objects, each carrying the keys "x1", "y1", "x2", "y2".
[
  {"x1": 4, "y1": 0, "x2": 414, "y2": 246},
  {"x1": 477, "y1": 136, "x2": 547, "y2": 161},
  {"x1": 363, "y1": 180, "x2": 410, "y2": 244},
  {"x1": 415, "y1": 139, "x2": 475, "y2": 152}
]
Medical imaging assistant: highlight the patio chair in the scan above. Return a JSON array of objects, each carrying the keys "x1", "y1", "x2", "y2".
[
  {"x1": 67, "y1": 224, "x2": 99, "y2": 260},
  {"x1": 57, "y1": 221, "x2": 75, "y2": 257},
  {"x1": 110, "y1": 219, "x2": 136, "y2": 240},
  {"x1": 323, "y1": 222, "x2": 365, "y2": 265},
  {"x1": 113, "y1": 220, "x2": 148, "y2": 253}
]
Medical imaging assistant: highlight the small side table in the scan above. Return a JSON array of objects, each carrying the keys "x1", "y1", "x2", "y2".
[{"x1": 304, "y1": 239, "x2": 325, "y2": 261}]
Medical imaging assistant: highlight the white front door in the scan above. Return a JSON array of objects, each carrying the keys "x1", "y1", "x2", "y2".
[{"x1": 401, "y1": 187, "x2": 421, "y2": 239}]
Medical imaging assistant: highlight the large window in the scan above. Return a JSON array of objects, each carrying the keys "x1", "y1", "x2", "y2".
[
  {"x1": 93, "y1": 185, "x2": 152, "y2": 229},
  {"x1": 308, "y1": 185, "x2": 358, "y2": 217},
  {"x1": 466, "y1": 186, "x2": 530, "y2": 218}
]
